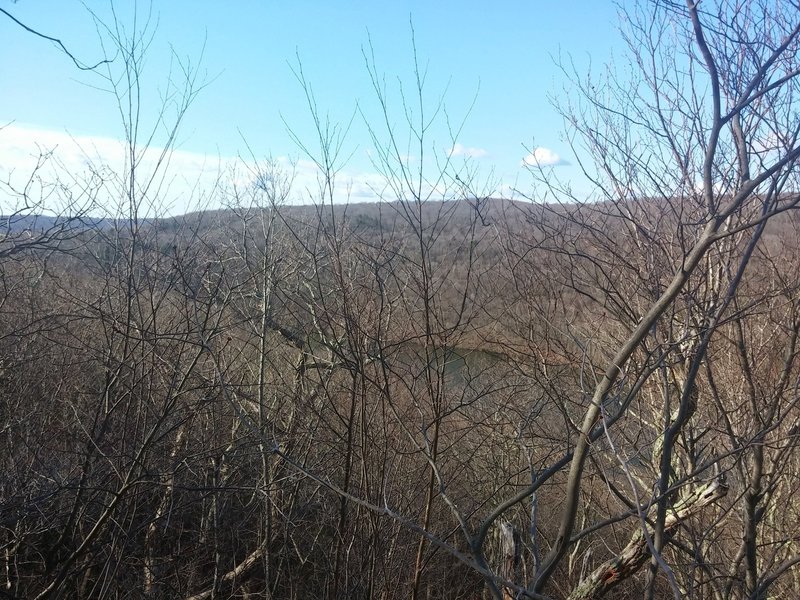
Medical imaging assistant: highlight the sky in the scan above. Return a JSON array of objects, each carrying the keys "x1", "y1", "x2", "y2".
[{"x1": 1, "y1": 1, "x2": 621, "y2": 216}]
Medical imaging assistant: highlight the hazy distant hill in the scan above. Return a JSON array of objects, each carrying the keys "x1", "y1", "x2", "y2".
[{"x1": 0, "y1": 213, "x2": 121, "y2": 233}]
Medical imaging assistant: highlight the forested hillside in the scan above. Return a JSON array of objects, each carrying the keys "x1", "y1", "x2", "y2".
[
  {"x1": 4, "y1": 0, "x2": 800, "y2": 598},
  {"x1": 3, "y1": 193, "x2": 800, "y2": 599}
]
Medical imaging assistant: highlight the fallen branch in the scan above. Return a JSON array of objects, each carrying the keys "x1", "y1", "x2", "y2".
[{"x1": 567, "y1": 477, "x2": 728, "y2": 600}]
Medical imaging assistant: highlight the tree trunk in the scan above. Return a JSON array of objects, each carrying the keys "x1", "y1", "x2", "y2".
[{"x1": 499, "y1": 522, "x2": 521, "y2": 600}]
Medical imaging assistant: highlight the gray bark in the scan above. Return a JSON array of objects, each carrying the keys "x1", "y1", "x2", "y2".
[{"x1": 567, "y1": 477, "x2": 728, "y2": 600}]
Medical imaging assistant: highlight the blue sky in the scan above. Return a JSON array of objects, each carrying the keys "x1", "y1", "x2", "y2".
[{"x1": 1, "y1": 1, "x2": 620, "y2": 214}]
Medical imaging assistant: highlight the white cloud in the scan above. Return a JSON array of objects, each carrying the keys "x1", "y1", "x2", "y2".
[
  {"x1": 0, "y1": 123, "x2": 237, "y2": 216},
  {"x1": 0, "y1": 124, "x2": 505, "y2": 212},
  {"x1": 0, "y1": 126, "x2": 389, "y2": 212},
  {"x1": 284, "y1": 159, "x2": 387, "y2": 202},
  {"x1": 449, "y1": 143, "x2": 488, "y2": 159},
  {"x1": 522, "y1": 147, "x2": 568, "y2": 167}
]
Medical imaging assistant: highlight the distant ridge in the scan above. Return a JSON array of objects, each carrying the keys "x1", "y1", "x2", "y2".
[{"x1": 0, "y1": 214, "x2": 127, "y2": 233}]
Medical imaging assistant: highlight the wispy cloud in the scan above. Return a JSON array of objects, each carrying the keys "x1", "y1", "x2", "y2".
[
  {"x1": 448, "y1": 143, "x2": 488, "y2": 159},
  {"x1": 0, "y1": 123, "x2": 236, "y2": 215},
  {"x1": 522, "y1": 147, "x2": 569, "y2": 167},
  {"x1": 0, "y1": 123, "x2": 400, "y2": 213}
]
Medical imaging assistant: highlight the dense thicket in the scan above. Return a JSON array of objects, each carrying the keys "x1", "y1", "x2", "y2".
[
  {"x1": 1, "y1": 196, "x2": 800, "y2": 599},
  {"x1": 4, "y1": 0, "x2": 800, "y2": 598}
]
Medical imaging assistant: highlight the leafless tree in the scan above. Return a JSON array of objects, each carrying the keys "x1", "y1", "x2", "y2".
[{"x1": 6, "y1": 1, "x2": 800, "y2": 600}]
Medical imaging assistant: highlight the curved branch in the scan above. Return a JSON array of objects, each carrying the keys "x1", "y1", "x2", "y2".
[{"x1": 0, "y1": 7, "x2": 113, "y2": 71}]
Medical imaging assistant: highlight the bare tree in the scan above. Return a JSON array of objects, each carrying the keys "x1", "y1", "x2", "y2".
[
  {"x1": 6, "y1": 2, "x2": 800, "y2": 600},
  {"x1": 490, "y1": 1, "x2": 800, "y2": 598}
]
